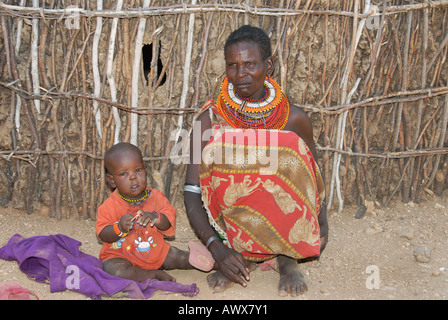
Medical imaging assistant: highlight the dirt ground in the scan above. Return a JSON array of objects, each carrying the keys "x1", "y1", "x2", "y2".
[{"x1": 0, "y1": 191, "x2": 447, "y2": 301}]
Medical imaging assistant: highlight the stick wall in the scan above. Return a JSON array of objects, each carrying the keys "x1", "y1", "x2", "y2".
[{"x1": 0, "y1": 0, "x2": 447, "y2": 219}]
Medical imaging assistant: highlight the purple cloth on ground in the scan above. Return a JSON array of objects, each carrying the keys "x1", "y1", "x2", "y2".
[{"x1": 0, "y1": 234, "x2": 198, "y2": 300}]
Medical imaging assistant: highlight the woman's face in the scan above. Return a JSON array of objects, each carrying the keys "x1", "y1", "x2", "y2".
[{"x1": 225, "y1": 41, "x2": 273, "y2": 100}]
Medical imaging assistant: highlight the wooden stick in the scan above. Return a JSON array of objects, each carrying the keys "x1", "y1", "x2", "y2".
[
  {"x1": 2, "y1": 1, "x2": 447, "y2": 19},
  {"x1": 192, "y1": 11, "x2": 213, "y2": 108},
  {"x1": 14, "y1": 0, "x2": 25, "y2": 59},
  {"x1": 145, "y1": 18, "x2": 160, "y2": 168},
  {"x1": 408, "y1": 3, "x2": 429, "y2": 201},
  {"x1": 9, "y1": 8, "x2": 24, "y2": 139},
  {"x1": 329, "y1": 0, "x2": 360, "y2": 213},
  {"x1": 92, "y1": 0, "x2": 103, "y2": 140},
  {"x1": 303, "y1": 87, "x2": 448, "y2": 114},
  {"x1": 130, "y1": 0, "x2": 152, "y2": 145},
  {"x1": 426, "y1": 93, "x2": 448, "y2": 189},
  {"x1": 31, "y1": 0, "x2": 41, "y2": 114},
  {"x1": 80, "y1": 33, "x2": 89, "y2": 219},
  {"x1": 175, "y1": 0, "x2": 197, "y2": 144},
  {"x1": 106, "y1": 0, "x2": 123, "y2": 145},
  {"x1": 426, "y1": 29, "x2": 448, "y2": 75},
  {"x1": 122, "y1": 17, "x2": 132, "y2": 143},
  {"x1": 1, "y1": 78, "x2": 446, "y2": 117},
  {"x1": 65, "y1": 161, "x2": 79, "y2": 219},
  {"x1": 392, "y1": 4, "x2": 413, "y2": 202}
]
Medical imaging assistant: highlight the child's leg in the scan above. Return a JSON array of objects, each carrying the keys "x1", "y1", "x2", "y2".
[
  {"x1": 160, "y1": 246, "x2": 192, "y2": 270},
  {"x1": 103, "y1": 257, "x2": 175, "y2": 282}
]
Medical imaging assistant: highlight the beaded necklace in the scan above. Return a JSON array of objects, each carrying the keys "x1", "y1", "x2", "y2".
[
  {"x1": 117, "y1": 189, "x2": 150, "y2": 205},
  {"x1": 217, "y1": 76, "x2": 289, "y2": 130}
]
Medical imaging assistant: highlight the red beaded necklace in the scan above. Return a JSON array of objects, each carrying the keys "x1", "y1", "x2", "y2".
[{"x1": 216, "y1": 76, "x2": 289, "y2": 130}]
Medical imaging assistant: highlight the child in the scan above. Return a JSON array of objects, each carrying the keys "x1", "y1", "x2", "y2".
[{"x1": 96, "y1": 142, "x2": 214, "y2": 282}]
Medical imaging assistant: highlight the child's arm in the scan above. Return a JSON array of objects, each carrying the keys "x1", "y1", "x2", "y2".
[
  {"x1": 135, "y1": 210, "x2": 171, "y2": 231},
  {"x1": 98, "y1": 213, "x2": 134, "y2": 243}
]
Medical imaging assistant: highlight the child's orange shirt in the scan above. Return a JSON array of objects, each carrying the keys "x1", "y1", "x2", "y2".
[{"x1": 96, "y1": 188, "x2": 176, "y2": 270}]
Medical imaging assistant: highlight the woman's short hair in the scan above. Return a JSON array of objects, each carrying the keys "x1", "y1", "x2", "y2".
[{"x1": 224, "y1": 25, "x2": 272, "y2": 60}]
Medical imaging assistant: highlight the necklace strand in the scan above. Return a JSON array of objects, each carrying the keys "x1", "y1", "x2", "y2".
[
  {"x1": 117, "y1": 189, "x2": 150, "y2": 205},
  {"x1": 217, "y1": 76, "x2": 289, "y2": 130}
]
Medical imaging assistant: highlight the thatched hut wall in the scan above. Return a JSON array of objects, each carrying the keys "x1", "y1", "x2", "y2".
[{"x1": 0, "y1": 0, "x2": 447, "y2": 220}]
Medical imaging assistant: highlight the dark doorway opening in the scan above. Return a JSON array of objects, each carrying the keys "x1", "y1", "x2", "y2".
[{"x1": 142, "y1": 41, "x2": 166, "y2": 86}]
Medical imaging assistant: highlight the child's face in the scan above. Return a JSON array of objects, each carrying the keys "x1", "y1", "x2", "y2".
[{"x1": 106, "y1": 151, "x2": 147, "y2": 200}]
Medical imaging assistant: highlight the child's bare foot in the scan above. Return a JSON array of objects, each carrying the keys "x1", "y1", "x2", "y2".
[
  {"x1": 152, "y1": 270, "x2": 177, "y2": 282},
  {"x1": 277, "y1": 255, "x2": 307, "y2": 297}
]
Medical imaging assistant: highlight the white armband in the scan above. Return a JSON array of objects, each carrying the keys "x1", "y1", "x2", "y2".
[{"x1": 183, "y1": 184, "x2": 202, "y2": 195}]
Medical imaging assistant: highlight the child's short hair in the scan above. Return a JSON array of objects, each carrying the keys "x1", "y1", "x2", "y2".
[{"x1": 104, "y1": 142, "x2": 142, "y2": 174}]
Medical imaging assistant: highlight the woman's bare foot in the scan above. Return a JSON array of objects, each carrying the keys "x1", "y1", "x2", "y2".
[
  {"x1": 277, "y1": 255, "x2": 307, "y2": 297},
  {"x1": 207, "y1": 270, "x2": 235, "y2": 293}
]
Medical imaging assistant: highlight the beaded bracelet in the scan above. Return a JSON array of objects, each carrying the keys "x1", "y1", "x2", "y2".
[
  {"x1": 113, "y1": 222, "x2": 128, "y2": 238},
  {"x1": 150, "y1": 212, "x2": 162, "y2": 227}
]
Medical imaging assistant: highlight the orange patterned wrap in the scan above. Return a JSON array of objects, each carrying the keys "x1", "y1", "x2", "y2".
[{"x1": 198, "y1": 104, "x2": 326, "y2": 261}]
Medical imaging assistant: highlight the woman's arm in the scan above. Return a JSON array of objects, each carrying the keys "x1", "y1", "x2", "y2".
[{"x1": 184, "y1": 111, "x2": 250, "y2": 286}]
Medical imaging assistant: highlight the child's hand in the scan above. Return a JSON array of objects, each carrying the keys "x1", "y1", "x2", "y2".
[
  {"x1": 134, "y1": 210, "x2": 160, "y2": 227},
  {"x1": 119, "y1": 213, "x2": 134, "y2": 233}
]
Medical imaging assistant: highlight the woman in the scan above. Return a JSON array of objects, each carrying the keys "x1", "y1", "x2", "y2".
[{"x1": 184, "y1": 25, "x2": 328, "y2": 297}]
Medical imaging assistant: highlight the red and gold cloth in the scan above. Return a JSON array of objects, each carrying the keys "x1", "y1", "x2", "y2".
[{"x1": 198, "y1": 102, "x2": 326, "y2": 261}]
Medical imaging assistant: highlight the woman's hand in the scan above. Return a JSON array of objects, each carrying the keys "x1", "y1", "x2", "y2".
[{"x1": 209, "y1": 241, "x2": 250, "y2": 287}]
